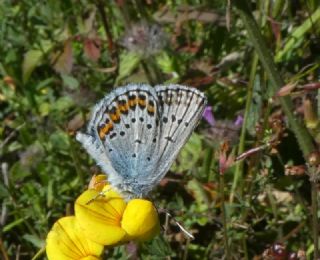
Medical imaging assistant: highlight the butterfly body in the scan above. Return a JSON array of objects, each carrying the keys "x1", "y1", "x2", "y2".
[{"x1": 77, "y1": 84, "x2": 207, "y2": 199}]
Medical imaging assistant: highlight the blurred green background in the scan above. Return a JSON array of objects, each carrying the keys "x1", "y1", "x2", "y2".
[{"x1": 1, "y1": 0, "x2": 320, "y2": 259}]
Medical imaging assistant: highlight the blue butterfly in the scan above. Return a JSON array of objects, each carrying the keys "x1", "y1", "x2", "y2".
[{"x1": 76, "y1": 84, "x2": 207, "y2": 199}]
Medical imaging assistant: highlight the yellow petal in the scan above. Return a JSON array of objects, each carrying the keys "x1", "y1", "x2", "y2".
[
  {"x1": 46, "y1": 216, "x2": 103, "y2": 260},
  {"x1": 81, "y1": 257, "x2": 101, "y2": 260},
  {"x1": 75, "y1": 189, "x2": 127, "y2": 245},
  {"x1": 121, "y1": 199, "x2": 160, "y2": 241}
]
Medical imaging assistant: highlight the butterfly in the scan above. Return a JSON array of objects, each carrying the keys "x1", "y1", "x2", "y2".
[{"x1": 76, "y1": 84, "x2": 207, "y2": 199}]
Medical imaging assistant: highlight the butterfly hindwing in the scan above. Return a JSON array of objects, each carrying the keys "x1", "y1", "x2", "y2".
[{"x1": 152, "y1": 84, "x2": 207, "y2": 182}]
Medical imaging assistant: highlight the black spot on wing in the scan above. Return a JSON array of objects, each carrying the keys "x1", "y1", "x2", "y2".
[
  {"x1": 165, "y1": 136, "x2": 174, "y2": 142},
  {"x1": 110, "y1": 132, "x2": 117, "y2": 139},
  {"x1": 138, "y1": 94, "x2": 146, "y2": 100}
]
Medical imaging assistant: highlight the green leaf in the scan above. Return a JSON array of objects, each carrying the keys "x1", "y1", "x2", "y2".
[
  {"x1": 22, "y1": 50, "x2": 44, "y2": 84},
  {"x1": 23, "y1": 234, "x2": 45, "y2": 248},
  {"x1": 275, "y1": 8, "x2": 320, "y2": 62},
  {"x1": 61, "y1": 74, "x2": 79, "y2": 89},
  {"x1": 141, "y1": 235, "x2": 173, "y2": 258},
  {"x1": 53, "y1": 96, "x2": 73, "y2": 112},
  {"x1": 9, "y1": 162, "x2": 32, "y2": 181},
  {"x1": 49, "y1": 130, "x2": 70, "y2": 152},
  {"x1": 3, "y1": 217, "x2": 28, "y2": 233},
  {"x1": 246, "y1": 75, "x2": 262, "y2": 136},
  {"x1": 34, "y1": 77, "x2": 55, "y2": 91},
  {"x1": 156, "y1": 52, "x2": 174, "y2": 74},
  {"x1": 39, "y1": 102, "x2": 51, "y2": 117},
  {"x1": 115, "y1": 52, "x2": 141, "y2": 84}
]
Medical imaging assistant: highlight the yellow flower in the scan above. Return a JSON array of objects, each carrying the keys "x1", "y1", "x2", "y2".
[
  {"x1": 75, "y1": 186, "x2": 160, "y2": 245},
  {"x1": 46, "y1": 216, "x2": 104, "y2": 260}
]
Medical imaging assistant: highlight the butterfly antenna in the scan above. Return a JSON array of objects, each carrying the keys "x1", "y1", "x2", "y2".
[
  {"x1": 158, "y1": 208, "x2": 195, "y2": 240},
  {"x1": 86, "y1": 188, "x2": 111, "y2": 205}
]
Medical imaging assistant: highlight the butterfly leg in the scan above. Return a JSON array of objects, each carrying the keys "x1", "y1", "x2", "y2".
[{"x1": 86, "y1": 187, "x2": 112, "y2": 205}]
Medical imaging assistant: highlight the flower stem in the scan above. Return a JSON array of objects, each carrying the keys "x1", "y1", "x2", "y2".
[{"x1": 220, "y1": 173, "x2": 230, "y2": 259}]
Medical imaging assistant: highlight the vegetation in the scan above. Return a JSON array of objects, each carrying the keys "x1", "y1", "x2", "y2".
[{"x1": 1, "y1": 0, "x2": 320, "y2": 259}]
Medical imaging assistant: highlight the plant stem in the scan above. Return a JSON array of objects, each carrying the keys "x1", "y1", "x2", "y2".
[
  {"x1": 311, "y1": 181, "x2": 319, "y2": 259},
  {"x1": 230, "y1": 53, "x2": 259, "y2": 203},
  {"x1": 31, "y1": 247, "x2": 46, "y2": 260},
  {"x1": 220, "y1": 173, "x2": 230, "y2": 259},
  {"x1": 95, "y1": 0, "x2": 119, "y2": 76},
  {"x1": 202, "y1": 147, "x2": 214, "y2": 182}
]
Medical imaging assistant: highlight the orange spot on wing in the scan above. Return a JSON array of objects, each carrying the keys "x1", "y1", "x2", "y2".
[
  {"x1": 138, "y1": 99, "x2": 146, "y2": 107},
  {"x1": 119, "y1": 103, "x2": 129, "y2": 113},
  {"x1": 109, "y1": 108, "x2": 121, "y2": 122},
  {"x1": 99, "y1": 122, "x2": 113, "y2": 139},
  {"x1": 129, "y1": 98, "x2": 138, "y2": 107},
  {"x1": 147, "y1": 105, "x2": 155, "y2": 114}
]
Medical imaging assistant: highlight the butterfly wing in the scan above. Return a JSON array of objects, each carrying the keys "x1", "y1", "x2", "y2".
[
  {"x1": 151, "y1": 84, "x2": 207, "y2": 184},
  {"x1": 76, "y1": 84, "x2": 161, "y2": 198}
]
